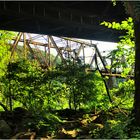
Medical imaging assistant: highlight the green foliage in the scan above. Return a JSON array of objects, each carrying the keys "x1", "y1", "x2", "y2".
[
  {"x1": 1, "y1": 59, "x2": 43, "y2": 111},
  {"x1": 111, "y1": 79, "x2": 134, "y2": 109},
  {"x1": 99, "y1": 118, "x2": 128, "y2": 139},
  {"x1": 56, "y1": 61, "x2": 107, "y2": 111},
  {"x1": 101, "y1": 17, "x2": 134, "y2": 77},
  {"x1": 95, "y1": 17, "x2": 137, "y2": 138},
  {"x1": 112, "y1": 0, "x2": 116, "y2": 6},
  {"x1": 0, "y1": 30, "x2": 15, "y2": 77},
  {"x1": 0, "y1": 54, "x2": 110, "y2": 114},
  {"x1": 0, "y1": 30, "x2": 16, "y2": 110},
  {"x1": 101, "y1": 17, "x2": 135, "y2": 112},
  {"x1": 0, "y1": 27, "x2": 137, "y2": 138},
  {"x1": 130, "y1": 127, "x2": 140, "y2": 139}
]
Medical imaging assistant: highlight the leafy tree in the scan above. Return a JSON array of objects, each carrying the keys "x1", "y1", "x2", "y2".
[
  {"x1": 56, "y1": 61, "x2": 108, "y2": 111},
  {"x1": 101, "y1": 17, "x2": 134, "y2": 77},
  {"x1": 2, "y1": 59, "x2": 44, "y2": 111},
  {"x1": 0, "y1": 30, "x2": 15, "y2": 111},
  {"x1": 111, "y1": 0, "x2": 140, "y2": 127},
  {"x1": 99, "y1": 18, "x2": 135, "y2": 120},
  {"x1": 0, "y1": 30, "x2": 15, "y2": 76}
]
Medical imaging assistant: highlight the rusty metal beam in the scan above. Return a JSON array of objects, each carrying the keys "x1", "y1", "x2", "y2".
[
  {"x1": 77, "y1": 44, "x2": 83, "y2": 56},
  {"x1": 49, "y1": 36, "x2": 66, "y2": 63},
  {"x1": 61, "y1": 37, "x2": 96, "y2": 47},
  {"x1": 12, "y1": 38, "x2": 48, "y2": 46},
  {"x1": 26, "y1": 42, "x2": 49, "y2": 69},
  {"x1": 26, "y1": 42, "x2": 37, "y2": 60},
  {"x1": 95, "y1": 51, "x2": 112, "y2": 103},
  {"x1": 12, "y1": 38, "x2": 74, "y2": 52},
  {"x1": 82, "y1": 44, "x2": 85, "y2": 65},
  {"x1": 94, "y1": 44, "x2": 109, "y2": 73},
  {"x1": 27, "y1": 33, "x2": 49, "y2": 68},
  {"x1": 48, "y1": 36, "x2": 51, "y2": 66},
  {"x1": 29, "y1": 34, "x2": 43, "y2": 40},
  {"x1": 52, "y1": 54, "x2": 59, "y2": 66},
  {"x1": 90, "y1": 54, "x2": 96, "y2": 67},
  {"x1": 10, "y1": 32, "x2": 22, "y2": 59},
  {"x1": 87, "y1": 69, "x2": 134, "y2": 78},
  {"x1": 23, "y1": 33, "x2": 27, "y2": 59}
]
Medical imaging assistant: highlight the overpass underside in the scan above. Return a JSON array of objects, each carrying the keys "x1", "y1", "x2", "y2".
[{"x1": 0, "y1": 1, "x2": 128, "y2": 42}]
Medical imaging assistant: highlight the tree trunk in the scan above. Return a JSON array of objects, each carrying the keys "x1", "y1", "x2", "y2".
[
  {"x1": 69, "y1": 97, "x2": 72, "y2": 110},
  {"x1": 133, "y1": 21, "x2": 140, "y2": 125}
]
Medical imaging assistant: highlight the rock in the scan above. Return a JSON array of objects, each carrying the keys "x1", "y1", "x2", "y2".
[
  {"x1": 0, "y1": 119, "x2": 12, "y2": 138},
  {"x1": 0, "y1": 111, "x2": 13, "y2": 121},
  {"x1": 11, "y1": 132, "x2": 36, "y2": 139}
]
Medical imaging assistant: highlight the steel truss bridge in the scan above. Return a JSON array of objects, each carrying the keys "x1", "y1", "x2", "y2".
[{"x1": 10, "y1": 32, "x2": 133, "y2": 79}]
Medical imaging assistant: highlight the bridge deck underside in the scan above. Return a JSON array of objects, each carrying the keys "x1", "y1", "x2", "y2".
[{"x1": 0, "y1": 1, "x2": 128, "y2": 42}]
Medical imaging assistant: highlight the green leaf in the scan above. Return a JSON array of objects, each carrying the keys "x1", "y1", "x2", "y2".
[
  {"x1": 128, "y1": 17, "x2": 133, "y2": 23},
  {"x1": 100, "y1": 21, "x2": 106, "y2": 25},
  {"x1": 108, "y1": 23, "x2": 112, "y2": 28}
]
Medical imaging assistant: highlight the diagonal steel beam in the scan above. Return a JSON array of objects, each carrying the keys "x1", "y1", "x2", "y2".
[
  {"x1": 49, "y1": 36, "x2": 66, "y2": 64},
  {"x1": 94, "y1": 44, "x2": 109, "y2": 73},
  {"x1": 27, "y1": 33, "x2": 49, "y2": 68},
  {"x1": 10, "y1": 32, "x2": 22, "y2": 59},
  {"x1": 90, "y1": 53, "x2": 96, "y2": 68}
]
